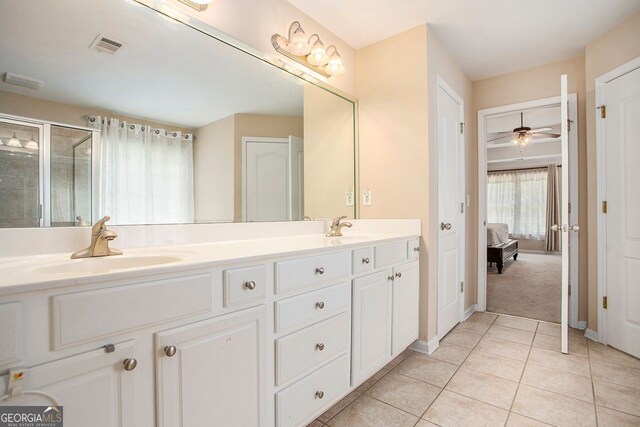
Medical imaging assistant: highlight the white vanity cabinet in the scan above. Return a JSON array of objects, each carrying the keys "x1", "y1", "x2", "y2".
[{"x1": 392, "y1": 261, "x2": 420, "y2": 356}]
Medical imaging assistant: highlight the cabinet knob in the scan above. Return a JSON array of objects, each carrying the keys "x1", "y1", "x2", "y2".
[
  {"x1": 388, "y1": 275, "x2": 394, "y2": 282},
  {"x1": 316, "y1": 343, "x2": 325, "y2": 351},
  {"x1": 244, "y1": 281, "x2": 256, "y2": 290},
  {"x1": 315, "y1": 301, "x2": 325, "y2": 309},
  {"x1": 315, "y1": 391, "x2": 324, "y2": 399},
  {"x1": 315, "y1": 267, "x2": 325, "y2": 275},
  {"x1": 123, "y1": 358, "x2": 137, "y2": 371},
  {"x1": 362, "y1": 257, "x2": 370, "y2": 264},
  {"x1": 414, "y1": 247, "x2": 420, "y2": 252},
  {"x1": 164, "y1": 345, "x2": 177, "y2": 357},
  {"x1": 395, "y1": 272, "x2": 402, "y2": 278}
]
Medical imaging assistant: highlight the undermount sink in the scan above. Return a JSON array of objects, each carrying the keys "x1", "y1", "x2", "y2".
[{"x1": 34, "y1": 254, "x2": 183, "y2": 275}]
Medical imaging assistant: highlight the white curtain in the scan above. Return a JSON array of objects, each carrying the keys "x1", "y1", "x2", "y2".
[
  {"x1": 487, "y1": 168, "x2": 547, "y2": 240},
  {"x1": 92, "y1": 117, "x2": 194, "y2": 225}
]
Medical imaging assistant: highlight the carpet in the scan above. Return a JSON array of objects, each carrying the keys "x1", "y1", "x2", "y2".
[{"x1": 487, "y1": 251, "x2": 561, "y2": 323}]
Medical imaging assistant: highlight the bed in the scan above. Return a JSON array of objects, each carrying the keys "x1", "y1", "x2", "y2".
[{"x1": 487, "y1": 223, "x2": 518, "y2": 274}]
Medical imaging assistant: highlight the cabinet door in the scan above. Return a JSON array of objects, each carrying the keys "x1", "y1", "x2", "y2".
[
  {"x1": 156, "y1": 306, "x2": 267, "y2": 427},
  {"x1": 392, "y1": 261, "x2": 420, "y2": 356},
  {"x1": 351, "y1": 270, "x2": 392, "y2": 386},
  {"x1": 0, "y1": 340, "x2": 137, "y2": 427}
]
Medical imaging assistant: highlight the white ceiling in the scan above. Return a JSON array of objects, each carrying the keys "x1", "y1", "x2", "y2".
[
  {"x1": 285, "y1": 0, "x2": 640, "y2": 80},
  {"x1": 0, "y1": 0, "x2": 304, "y2": 128}
]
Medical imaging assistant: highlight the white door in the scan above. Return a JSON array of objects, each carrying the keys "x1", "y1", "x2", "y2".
[
  {"x1": 437, "y1": 79, "x2": 465, "y2": 339},
  {"x1": 245, "y1": 139, "x2": 289, "y2": 222},
  {"x1": 156, "y1": 306, "x2": 267, "y2": 427},
  {"x1": 351, "y1": 270, "x2": 392, "y2": 385},
  {"x1": 0, "y1": 341, "x2": 137, "y2": 427},
  {"x1": 288, "y1": 135, "x2": 304, "y2": 221},
  {"x1": 559, "y1": 75, "x2": 572, "y2": 354},
  {"x1": 603, "y1": 65, "x2": 640, "y2": 358},
  {"x1": 392, "y1": 261, "x2": 419, "y2": 356}
]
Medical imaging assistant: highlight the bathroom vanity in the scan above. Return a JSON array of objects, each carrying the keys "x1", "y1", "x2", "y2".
[{"x1": 0, "y1": 228, "x2": 420, "y2": 427}]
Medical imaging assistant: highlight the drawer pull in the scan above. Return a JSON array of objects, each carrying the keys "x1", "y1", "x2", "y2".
[
  {"x1": 414, "y1": 247, "x2": 420, "y2": 252},
  {"x1": 123, "y1": 358, "x2": 137, "y2": 371},
  {"x1": 362, "y1": 257, "x2": 370, "y2": 264},
  {"x1": 316, "y1": 343, "x2": 325, "y2": 351},
  {"x1": 315, "y1": 301, "x2": 325, "y2": 309},
  {"x1": 244, "y1": 281, "x2": 256, "y2": 290},
  {"x1": 315, "y1": 267, "x2": 325, "y2": 275},
  {"x1": 164, "y1": 345, "x2": 177, "y2": 357},
  {"x1": 315, "y1": 391, "x2": 325, "y2": 399},
  {"x1": 388, "y1": 275, "x2": 394, "y2": 282},
  {"x1": 395, "y1": 272, "x2": 402, "y2": 278}
]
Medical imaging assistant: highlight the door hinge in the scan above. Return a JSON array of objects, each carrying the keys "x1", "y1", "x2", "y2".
[
  {"x1": 460, "y1": 281, "x2": 464, "y2": 292},
  {"x1": 599, "y1": 105, "x2": 606, "y2": 119},
  {"x1": 460, "y1": 123, "x2": 465, "y2": 134},
  {"x1": 460, "y1": 203, "x2": 464, "y2": 214},
  {"x1": 603, "y1": 296, "x2": 608, "y2": 309},
  {"x1": 602, "y1": 201, "x2": 608, "y2": 214},
  {"x1": 568, "y1": 202, "x2": 572, "y2": 215},
  {"x1": 567, "y1": 119, "x2": 573, "y2": 132},
  {"x1": 568, "y1": 285, "x2": 571, "y2": 296}
]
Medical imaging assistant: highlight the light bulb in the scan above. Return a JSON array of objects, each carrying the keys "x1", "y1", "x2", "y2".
[
  {"x1": 325, "y1": 52, "x2": 345, "y2": 75},
  {"x1": 25, "y1": 137, "x2": 39, "y2": 150},
  {"x1": 307, "y1": 39, "x2": 329, "y2": 66},
  {"x1": 287, "y1": 25, "x2": 310, "y2": 55},
  {"x1": 7, "y1": 133, "x2": 22, "y2": 148}
]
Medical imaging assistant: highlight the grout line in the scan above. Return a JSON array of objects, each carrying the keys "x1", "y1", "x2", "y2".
[{"x1": 505, "y1": 319, "x2": 537, "y2": 422}]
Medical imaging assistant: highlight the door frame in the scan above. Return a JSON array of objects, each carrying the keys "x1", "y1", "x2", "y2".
[
  {"x1": 241, "y1": 136, "x2": 290, "y2": 222},
  {"x1": 595, "y1": 55, "x2": 640, "y2": 344},
  {"x1": 436, "y1": 75, "x2": 466, "y2": 336},
  {"x1": 476, "y1": 94, "x2": 580, "y2": 327}
]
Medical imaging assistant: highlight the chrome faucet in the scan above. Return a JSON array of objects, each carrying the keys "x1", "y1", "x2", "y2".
[
  {"x1": 71, "y1": 215, "x2": 123, "y2": 259},
  {"x1": 326, "y1": 215, "x2": 352, "y2": 237}
]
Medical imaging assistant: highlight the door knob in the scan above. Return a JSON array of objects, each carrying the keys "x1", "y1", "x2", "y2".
[
  {"x1": 123, "y1": 358, "x2": 137, "y2": 371},
  {"x1": 551, "y1": 224, "x2": 560, "y2": 232},
  {"x1": 440, "y1": 222, "x2": 452, "y2": 231},
  {"x1": 164, "y1": 345, "x2": 177, "y2": 357},
  {"x1": 570, "y1": 225, "x2": 580, "y2": 232}
]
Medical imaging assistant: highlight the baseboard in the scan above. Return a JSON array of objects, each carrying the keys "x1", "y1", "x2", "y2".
[
  {"x1": 576, "y1": 321, "x2": 587, "y2": 330},
  {"x1": 584, "y1": 328, "x2": 599, "y2": 342},
  {"x1": 409, "y1": 336, "x2": 439, "y2": 355},
  {"x1": 464, "y1": 304, "x2": 477, "y2": 321},
  {"x1": 519, "y1": 249, "x2": 561, "y2": 255}
]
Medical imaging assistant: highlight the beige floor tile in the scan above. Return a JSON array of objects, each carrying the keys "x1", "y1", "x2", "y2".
[
  {"x1": 355, "y1": 369, "x2": 389, "y2": 393},
  {"x1": 520, "y1": 363, "x2": 593, "y2": 402},
  {"x1": 441, "y1": 330, "x2": 483, "y2": 349},
  {"x1": 326, "y1": 394, "x2": 418, "y2": 427},
  {"x1": 527, "y1": 347, "x2": 591, "y2": 377},
  {"x1": 506, "y1": 413, "x2": 551, "y2": 426},
  {"x1": 487, "y1": 324, "x2": 535, "y2": 345},
  {"x1": 593, "y1": 380, "x2": 640, "y2": 417},
  {"x1": 423, "y1": 390, "x2": 509, "y2": 426},
  {"x1": 461, "y1": 349, "x2": 526, "y2": 381},
  {"x1": 512, "y1": 384, "x2": 596, "y2": 426},
  {"x1": 591, "y1": 360, "x2": 640, "y2": 391},
  {"x1": 394, "y1": 353, "x2": 458, "y2": 387},
  {"x1": 445, "y1": 367, "x2": 518, "y2": 409},
  {"x1": 455, "y1": 320, "x2": 492, "y2": 335},
  {"x1": 317, "y1": 391, "x2": 361, "y2": 423},
  {"x1": 415, "y1": 420, "x2": 439, "y2": 427},
  {"x1": 596, "y1": 405, "x2": 640, "y2": 426},
  {"x1": 535, "y1": 323, "x2": 586, "y2": 342},
  {"x1": 468, "y1": 311, "x2": 498, "y2": 324},
  {"x1": 476, "y1": 335, "x2": 531, "y2": 361},
  {"x1": 588, "y1": 342, "x2": 640, "y2": 370},
  {"x1": 494, "y1": 315, "x2": 539, "y2": 332},
  {"x1": 365, "y1": 372, "x2": 441, "y2": 416},
  {"x1": 532, "y1": 333, "x2": 588, "y2": 358},
  {"x1": 384, "y1": 350, "x2": 413, "y2": 369},
  {"x1": 429, "y1": 342, "x2": 473, "y2": 365}
]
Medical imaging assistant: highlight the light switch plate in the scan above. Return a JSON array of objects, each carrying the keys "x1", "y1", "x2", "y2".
[
  {"x1": 363, "y1": 190, "x2": 372, "y2": 206},
  {"x1": 345, "y1": 191, "x2": 354, "y2": 206}
]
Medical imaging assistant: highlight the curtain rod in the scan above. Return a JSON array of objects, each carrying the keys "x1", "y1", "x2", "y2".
[{"x1": 488, "y1": 165, "x2": 561, "y2": 173}]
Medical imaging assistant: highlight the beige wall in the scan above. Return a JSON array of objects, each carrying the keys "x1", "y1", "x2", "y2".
[
  {"x1": 303, "y1": 85, "x2": 355, "y2": 219},
  {"x1": 584, "y1": 13, "x2": 640, "y2": 331},
  {"x1": 233, "y1": 114, "x2": 304, "y2": 221}
]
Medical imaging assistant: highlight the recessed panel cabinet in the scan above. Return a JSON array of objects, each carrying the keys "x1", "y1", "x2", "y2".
[
  {"x1": 155, "y1": 306, "x2": 267, "y2": 427},
  {"x1": 392, "y1": 261, "x2": 420, "y2": 356}
]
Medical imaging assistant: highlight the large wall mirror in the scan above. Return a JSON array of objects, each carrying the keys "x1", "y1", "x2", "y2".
[{"x1": 0, "y1": 0, "x2": 356, "y2": 227}]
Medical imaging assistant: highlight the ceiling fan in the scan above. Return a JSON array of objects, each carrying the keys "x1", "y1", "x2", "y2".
[{"x1": 487, "y1": 112, "x2": 561, "y2": 147}]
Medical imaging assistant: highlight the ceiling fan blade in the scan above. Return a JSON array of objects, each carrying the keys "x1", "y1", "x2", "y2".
[
  {"x1": 530, "y1": 127, "x2": 553, "y2": 133},
  {"x1": 532, "y1": 132, "x2": 561, "y2": 138},
  {"x1": 488, "y1": 131, "x2": 513, "y2": 137},
  {"x1": 486, "y1": 134, "x2": 513, "y2": 143}
]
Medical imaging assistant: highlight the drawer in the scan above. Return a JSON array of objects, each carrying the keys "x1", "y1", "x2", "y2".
[
  {"x1": 276, "y1": 354, "x2": 350, "y2": 427},
  {"x1": 275, "y1": 282, "x2": 349, "y2": 333},
  {"x1": 374, "y1": 241, "x2": 407, "y2": 269},
  {"x1": 223, "y1": 264, "x2": 267, "y2": 307},
  {"x1": 52, "y1": 273, "x2": 213, "y2": 349},
  {"x1": 0, "y1": 302, "x2": 22, "y2": 366},
  {"x1": 352, "y1": 247, "x2": 373, "y2": 275},
  {"x1": 275, "y1": 252, "x2": 350, "y2": 294},
  {"x1": 407, "y1": 238, "x2": 420, "y2": 261},
  {"x1": 276, "y1": 312, "x2": 349, "y2": 386}
]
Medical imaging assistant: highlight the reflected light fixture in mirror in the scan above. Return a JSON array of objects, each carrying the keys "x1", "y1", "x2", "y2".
[
  {"x1": 7, "y1": 133, "x2": 22, "y2": 148},
  {"x1": 25, "y1": 136, "x2": 38, "y2": 150}
]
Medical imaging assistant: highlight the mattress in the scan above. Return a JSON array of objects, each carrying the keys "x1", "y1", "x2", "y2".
[{"x1": 487, "y1": 223, "x2": 510, "y2": 246}]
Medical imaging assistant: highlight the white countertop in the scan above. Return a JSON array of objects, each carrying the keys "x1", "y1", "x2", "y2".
[{"x1": 0, "y1": 231, "x2": 419, "y2": 296}]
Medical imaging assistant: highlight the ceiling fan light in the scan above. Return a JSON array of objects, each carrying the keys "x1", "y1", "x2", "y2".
[
  {"x1": 307, "y1": 39, "x2": 329, "y2": 66},
  {"x1": 7, "y1": 133, "x2": 22, "y2": 148}
]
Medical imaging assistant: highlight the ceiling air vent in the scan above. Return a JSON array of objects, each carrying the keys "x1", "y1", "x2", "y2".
[
  {"x1": 89, "y1": 34, "x2": 124, "y2": 55},
  {"x1": 2, "y1": 72, "x2": 43, "y2": 90}
]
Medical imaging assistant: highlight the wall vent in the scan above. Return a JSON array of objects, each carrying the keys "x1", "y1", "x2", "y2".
[
  {"x1": 90, "y1": 34, "x2": 124, "y2": 55},
  {"x1": 2, "y1": 72, "x2": 43, "y2": 90}
]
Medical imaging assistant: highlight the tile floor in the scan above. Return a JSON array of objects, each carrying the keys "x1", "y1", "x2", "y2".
[{"x1": 310, "y1": 312, "x2": 640, "y2": 427}]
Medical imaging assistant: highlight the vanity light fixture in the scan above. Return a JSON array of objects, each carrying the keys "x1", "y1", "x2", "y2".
[
  {"x1": 6, "y1": 133, "x2": 22, "y2": 148},
  {"x1": 176, "y1": 0, "x2": 212, "y2": 12},
  {"x1": 272, "y1": 22, "x2": 346, "y2": 78},
  {"x1": 25, "y1": 136, "x2": 39, "y2": 150}
]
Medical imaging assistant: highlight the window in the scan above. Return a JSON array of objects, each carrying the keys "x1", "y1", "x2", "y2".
[{"x1": 487, "y1": 168, "x2": 547, "y2": 240}]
